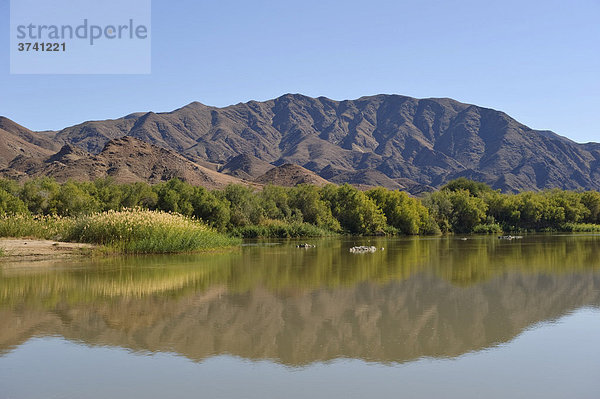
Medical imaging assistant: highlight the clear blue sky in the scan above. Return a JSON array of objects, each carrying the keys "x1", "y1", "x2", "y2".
[{"x1": 1, "y1": 0, "x2": 599, "y2": 143}]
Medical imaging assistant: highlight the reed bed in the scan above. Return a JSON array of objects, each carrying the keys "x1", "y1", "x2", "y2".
[
  {"x1": 66, "y1": 209, "x2": 240, "y2": 253},
  {"x1": 0, "y1": 209, "x2": 240, "y2": 254},
  {"x1": 0, "y1": 214, "x2": 71, "y2": 240}
]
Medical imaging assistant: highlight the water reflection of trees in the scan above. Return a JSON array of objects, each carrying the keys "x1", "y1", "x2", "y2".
[
  {"x1": 1, "y1": 236, "x2": 600, "y2": 365},
  {"x1": 2, "y1": 236, "x2": 600, "y2": 306}
]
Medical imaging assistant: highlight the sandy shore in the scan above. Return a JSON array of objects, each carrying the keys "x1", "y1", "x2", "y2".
[{"x1": 0, "y1": 238, "x2": 95, "y2": 262}]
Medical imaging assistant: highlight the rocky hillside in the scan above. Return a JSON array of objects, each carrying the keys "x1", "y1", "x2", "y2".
[
  {"x1": 1, "y1": 94, "x2": 599, "y2": 192},
  {"x1": 0, "y1": 117, "x2": 58, "y2": 168},
  {"x1": 3, "y1": 136, "x2": 248, "y2": 189},
  {"x1": 219, "y1": 153, "x2": 273, "y2": 180},
  {"x1": 254, "y1": 163, "x2": 329, "y2": 187}
]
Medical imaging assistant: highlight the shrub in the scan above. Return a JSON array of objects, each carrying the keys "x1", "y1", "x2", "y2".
[
  {"x1": 560, "y1": 223, "x2": 600, "y2": 232},
  {"x1": 322, "y1": 184, "x2": 386, "y2": 235},
  {"x1": 221, "y1": 184, "x2": 264, "y2": 227},
  {"x1": 230, "y1": 220, "x2": 336, "y2": 238},
  {"x1": 472, "y1": 223, "x2": 503, "y2": 234},
  {"x1": 367, "y1": 187, "x2": 437, "y2": 235},
  {"x1": 289, "y1": 184, "x2": 341, "y2": 231},
  {"x1": 0, "y1": 188, "x2": 29, "y2": 215},
  {"x1": 442, "y1": 178, "x2": 494, "y2": 196}
]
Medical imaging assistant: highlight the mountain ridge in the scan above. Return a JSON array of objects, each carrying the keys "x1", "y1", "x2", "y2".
[{"x1": 1, "y1": 93, "x2": 598, "y2": 192}]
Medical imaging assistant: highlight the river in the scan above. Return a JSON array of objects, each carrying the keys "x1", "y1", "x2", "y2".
[{"x1": 1, "y1": 234, "x2": 599, "y2": 398}]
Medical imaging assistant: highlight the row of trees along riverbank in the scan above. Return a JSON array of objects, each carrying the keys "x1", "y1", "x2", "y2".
[{"x1": 1, "y1": 177, "x2": 600, "y2": 238}]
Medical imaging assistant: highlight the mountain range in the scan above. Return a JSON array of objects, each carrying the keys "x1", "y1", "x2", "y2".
[{"x1": 1, "y1": 94, "x2": 599, "y2": 193}]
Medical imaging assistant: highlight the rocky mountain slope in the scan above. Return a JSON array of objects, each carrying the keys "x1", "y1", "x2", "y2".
[
  {"x1": 3, "y1": 136, "x2": 247, "y2": 189},
  {"x1": 219, "y1": 153, "x2": 273, "y2": 180},
  {"x1": 1, "y1": 94, "x2": 598, "y2": 192},
  {"x1": 254, "y1": 163, "x2": 329, "y2": 187},
  {"x1": 0, "y1": 117, "x2": 58, "y2": 168}
]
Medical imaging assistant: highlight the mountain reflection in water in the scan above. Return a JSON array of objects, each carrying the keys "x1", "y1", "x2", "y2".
[{"x1": 1, "y1": 235, "x2": 599, "y2": 366}]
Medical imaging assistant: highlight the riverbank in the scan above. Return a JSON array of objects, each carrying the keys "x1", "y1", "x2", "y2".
[{"x1": 0, "y1": 238, "x2": 94, "y2": 262}]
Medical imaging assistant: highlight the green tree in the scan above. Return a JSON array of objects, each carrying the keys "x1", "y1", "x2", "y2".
[
  {"x1": 546, "y1": 190, "x2": 588, "y2": 224},
  {"x1": 0, "y1": 188, "x2": 28, "y2": 215},
  {"x1": 422, "y1": 191, "x2": 453, "y2": 233},
  {"x1": 581, "y1": 191, "x2": 600, "y2": 223},
  {"x1": 260, "y1": 185, "x2": 293, "y2": 221},
  {"x1": 221, "y1": 184, "x2": 264, "y2": 226},
  {"x1": 121, "y1": 182, "x2": 158, "y2": 209},
  {"x1": 153, "y1": 179, "x2": 194, "y2": 216},
  {"x1": 447, "y1": 189, "x2": 488, "y2": 233},
  {"x1": 19, "y1": 177, "x2": 60, "y2": 215},
  {"x1": 289, "y1": 184, "x2": 340, "y2": 231},
  {"x1": 322, "y1": 184, "x2": 386, "y2": 235},
  {"x1": 88, "y1": 178, "x2": 124, "y2": 211},
  {"x1": 367, "y1": 187, "x2": 432, "y2": 234},
  {"x1": 442, "y1": 178, "x2": 493, "y2": 197},
  {"x1": 190, "y1": 186, "x2": 231, "y2": 230},
  {"x1": 0, "y1": 178, "x2": 21, "y2": 196},
  {"x1": 54, "y1": 180, "x2": 100, "y2": 216}
]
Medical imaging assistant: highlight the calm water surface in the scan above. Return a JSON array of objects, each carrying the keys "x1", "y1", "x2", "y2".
[{"x1": 1, "y1": 235, "x2": 599, "y2": 398}]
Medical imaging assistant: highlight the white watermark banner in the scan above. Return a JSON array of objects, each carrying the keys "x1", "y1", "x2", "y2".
[{"x1": 10, "y1": 0, "x2": 151, "y2": 74}]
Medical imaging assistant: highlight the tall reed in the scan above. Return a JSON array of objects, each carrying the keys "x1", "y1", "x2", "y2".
[
  {"x1": 0, "y1": 209, "x2": 240, "y2": 254},
  {"x1": 65, "y1": 208, "x2": 240, "y2": 253}
]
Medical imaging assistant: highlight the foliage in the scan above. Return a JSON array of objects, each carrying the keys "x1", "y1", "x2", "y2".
[
  {"x1": 230, "y1": 221, "x2": 337, "y2": 238},
  {"x1": 54, "y1": 181, "x2": 101, "y2": 216},
  {"x1": 580, "y1": 191, "x2": 600, "y2": 224},
  {"x1": 66, "y1": 209, "x2": 239, "y2": 253},
  {"x1": 1, "y1": 177, "x2": 600, "y2": 237},
  {"x1": 19, "y1": 177, "x2": 61, "y2": 215},
  {"x1": 422, "y1": 189, "x2": 488, "y2": 233},
  {"x1": 220, "y1": 184, "x2": 264, "y2": 227},
  {"x1": 560, "y1": 223, "x2": 600, "y2": 232},
  {"x1": 0, "y1": 188, "x2": 29, "y2": 215},
  {"x1": 442, "y1": 177, "x2": 494, "y2": 196},
  {"x1": 289, "y1": 184, "x2": 340, "y2": 231},
  {"x1": 472, "y1": 223, "x2": 503, "y2": 234},
  {"x1": 322, "y1": 184, "x2": 387, "y2": 235},
  {"x1": 367, "y1": 187, "x2": 438, "y2": 235},
  {"x1": 447, "y1": 189, "x2": 488, "y2": 233}
]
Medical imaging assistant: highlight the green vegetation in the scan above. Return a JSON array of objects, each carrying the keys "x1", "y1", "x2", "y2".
[
  {"x1": 230, "y1": 221, "x2": 336, "y2": 238},
  {"x1": 472, "y1": 223, "x2": 503, "y2": 234},
  {"x1": 560, "y1": 223, "x2": 600, "y2": 232},
  {"x1": 1, "y1": 176, "x2": 600, "y2": 239},
  {"x1": 0, "y1": 214, "x2": 72, "y2": 240},
  {"x1": 0, "y1": 210, "x2": 239, "y2": 254},
  {"x1": 66, "y1": 209, "x2": 240, "y2": 253}
]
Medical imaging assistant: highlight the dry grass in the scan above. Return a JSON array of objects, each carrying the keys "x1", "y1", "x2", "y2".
[
  {"x1": 0, "y1": 209, "x2": 240, "y2": 254},
  {"x1": 0, "y1": 214, "x2": 71, "y2": 240},
  {"x1": 66, "y1": 209, "x2": 241, "y2": 253}
]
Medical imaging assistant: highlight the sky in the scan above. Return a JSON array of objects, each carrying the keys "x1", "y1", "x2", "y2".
[{"x1": 1, "y1": 0, "x2": 599, "y2": 143}]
